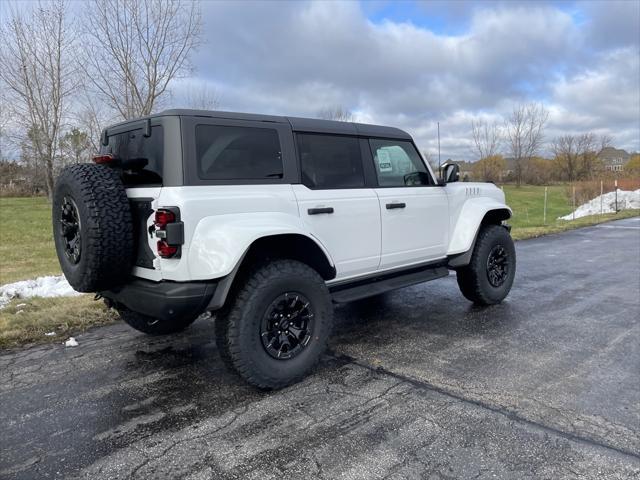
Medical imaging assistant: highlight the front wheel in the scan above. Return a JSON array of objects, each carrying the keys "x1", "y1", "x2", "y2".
[
  {"x1": 456, "y1": 224, "x2": 516, "y2": 305},
  {"x1": 215, "y1": 259, "x2": 333, "y2": 389}
]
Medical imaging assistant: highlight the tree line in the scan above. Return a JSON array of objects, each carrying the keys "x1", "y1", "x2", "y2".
[
  {"x1": 468, "y1": 103, "x2": 638, "y2": 185},
  {"x1": 1, "y1": 2, "x2": 635, "y2": 197}
]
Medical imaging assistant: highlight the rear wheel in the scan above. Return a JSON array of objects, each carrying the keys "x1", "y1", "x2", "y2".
[
  {"x1": 456, "y1": 224, "x2": 516, "y2": 305},
  {"x1": 117, "y1": 308, "x2": 199, "y2": 335},
  {"x1": 215, "y1": 259, "x2": 333, "y2": 389}
]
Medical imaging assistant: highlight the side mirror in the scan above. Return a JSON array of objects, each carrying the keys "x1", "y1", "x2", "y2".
[{"x1": 440, "y1": 162, "x2": 460, "y2": 184}]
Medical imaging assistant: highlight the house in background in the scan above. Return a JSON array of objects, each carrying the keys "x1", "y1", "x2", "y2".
[{"x1": 598, "y1": 147, "x2": 631, "y2": 172}]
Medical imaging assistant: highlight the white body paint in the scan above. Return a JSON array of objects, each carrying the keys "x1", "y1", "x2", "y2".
[{"x1": 126, "y1": 181, "x2": 510, "y2": 283}]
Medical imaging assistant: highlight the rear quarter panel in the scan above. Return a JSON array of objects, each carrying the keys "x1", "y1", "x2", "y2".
[{"x1": 156, "y1": 185, "x2": 333, "y2": 281}]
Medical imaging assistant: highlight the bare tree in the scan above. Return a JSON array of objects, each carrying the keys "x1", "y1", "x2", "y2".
[
  {"x1": 0, "y1": 91, "x2": 11, "y2": 160},
  {"x1": 552, "y1": 135, "x2": 579, "y2": 182},
  {"x1": 0, "y1": 0, "x2": 79, "y2": 198},
  {"x1": 505, "y1": 103, "x2": 549, "y2": 186},
  {"x1": 599, "y1": 134, "x2": 612, "y2": 152},
  {"x1": 317, "y1": 105, "x2": 354, "y2": 122},
  {"x1": 73, "y1": 88, "x2": 115, "y2": 154},
  {"x1": 83, "y1": 0, "x2": 202, "y2": 120},
  {"x1": 471, "y1": 119, "x2": 502, "y2": 160},
  {"x1": 576, "y1": 133, "x2": 600, "y2": 179},
  {"x1": 552, "y1": 132, "x2": 602, "y2": 181}
]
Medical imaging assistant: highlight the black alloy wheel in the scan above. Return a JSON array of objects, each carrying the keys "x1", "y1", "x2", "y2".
[
  {"x1": 215, "y1": 259, "x2": 334, "y2": 389},
  {"x1": 260, "y1": 293, "x2": 315, "y2": 360},
  {"x1": 456, "y1": 224, "x2": 516, "y2": 305},
  {"x1": 60, "y1": 196, "x2": 82, "y2": 264},
  {"x1": 486, "y1": 244, "x2": 509, "y2": 287}
]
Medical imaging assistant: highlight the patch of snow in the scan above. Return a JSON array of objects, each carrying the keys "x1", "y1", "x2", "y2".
[
  {"x1": 16, "y1": 303, "x2": 27, "y2": 308},
  {"x1": 559, "y1": 189, "x2": 640, "y2": 221},
  {"x1": 45, "y1": 332, "x2": 56, "y2": 336},
  {"x1": 64, "y1": 337, "x2": 79, "y2": 347},
  {"x1": 0, "y1": 275, "x2": 81, "y2": 309}
]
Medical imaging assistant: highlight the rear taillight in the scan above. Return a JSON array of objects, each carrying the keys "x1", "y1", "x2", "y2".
[
  {"x1": 154, "y1": 209, "x2": 176, "y2": 228},
  {"x1": 157, "y1": 240, "x2": 178, "y2": 258},
  {"x1": 92, "y1": 154, "x2": 115, "y2": 164},
  {"x1": 154, "y1": 208, "x2": 183, "y2": 258}
]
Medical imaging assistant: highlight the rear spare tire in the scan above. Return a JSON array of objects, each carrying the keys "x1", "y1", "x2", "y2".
[{"x1": 52, "y1": 164, "x2": 134, "y2": 292}]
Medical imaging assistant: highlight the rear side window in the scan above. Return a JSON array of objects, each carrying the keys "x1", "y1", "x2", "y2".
[
  {"x1": 297, "y1": 134, "x2": 364, "y2": 189},
  {"x1": 195, "y1": 125, "x2": 283, "y2": 180},
  {"x1": 106, "y1": 126, "x2": 164, "y2": 185},
  {"x1": 369, "y1": 139, "x2": 433, "y2": 187}
]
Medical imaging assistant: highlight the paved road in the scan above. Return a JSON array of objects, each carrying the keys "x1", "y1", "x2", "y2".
[{"x1": 2, "y1": 217, "x2": 639, "y2": 479}]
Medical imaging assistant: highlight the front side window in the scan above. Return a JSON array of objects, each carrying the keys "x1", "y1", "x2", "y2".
[
  {"x1": 369, "y1": 139, "x2": 433, "y2": 187},
  {"x1": 297, "y1": 134, "x2": 364, "y2": 189},
  {"x1": 195, "y1": 125, "x2": 283, "y2": 180}
]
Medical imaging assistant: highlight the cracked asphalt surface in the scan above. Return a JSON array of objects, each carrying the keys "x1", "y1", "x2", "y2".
[{"x1": 1, "y1": 217, "x2": 639, "y2": 479}]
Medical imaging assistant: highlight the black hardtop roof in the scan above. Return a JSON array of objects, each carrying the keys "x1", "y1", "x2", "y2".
[{"x1": 108, "y1": 109, "x2": 412, "y2": 140}]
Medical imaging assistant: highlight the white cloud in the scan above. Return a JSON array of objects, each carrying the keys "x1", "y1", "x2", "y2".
[
  {"x1": 174, "y1": 0, "x2": 639, "y2": 159},
  {"x1": 547, "y1": 47, "x2": 640, "y2": 151}
]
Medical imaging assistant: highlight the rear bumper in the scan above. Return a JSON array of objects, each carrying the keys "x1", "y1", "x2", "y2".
[{"x1": 102, "y1": 278, "x2": 217, "y2": 321}]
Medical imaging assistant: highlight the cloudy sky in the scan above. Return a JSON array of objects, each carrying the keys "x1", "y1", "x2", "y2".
[{"x1": 170, "y1": 0, "x2": 639, "y2": 161}]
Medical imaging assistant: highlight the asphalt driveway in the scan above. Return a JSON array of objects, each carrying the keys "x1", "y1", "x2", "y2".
[{"x1": 1, "y1": 217, "x2": 639, "y2": 479}]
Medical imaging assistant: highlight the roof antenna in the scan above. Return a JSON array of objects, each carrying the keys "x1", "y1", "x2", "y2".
[{"x1": 437, "y1": 121, "x2": 441, "y2": 173}]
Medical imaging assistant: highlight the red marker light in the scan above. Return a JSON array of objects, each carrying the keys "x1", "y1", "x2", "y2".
[{"x1": 92, "y1": 154, "x2": 115, "y2": 164}]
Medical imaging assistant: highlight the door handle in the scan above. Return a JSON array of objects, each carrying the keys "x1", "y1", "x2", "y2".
[
  {"x1": 308, "y1": 207, "x2": 334, "y2": 215},
  {"x1": 386, "y1": 202, "x2": 406, "y2": 209}
]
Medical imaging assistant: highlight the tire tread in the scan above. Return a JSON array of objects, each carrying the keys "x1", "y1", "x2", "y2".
[
  {"x1": 456, "y1": 224, "x2": 515, "y2": 305},
  {"x1": 215, "y1": 259, "x2": 332, "y2": 389},
  {"x1": 53, "y1": 164, "x2": 133, "y2": 292}
]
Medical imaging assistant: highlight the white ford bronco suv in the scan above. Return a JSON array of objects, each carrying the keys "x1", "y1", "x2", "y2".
[{"x1": 53, "y1": 109, "x2": 515, "y2": 389}]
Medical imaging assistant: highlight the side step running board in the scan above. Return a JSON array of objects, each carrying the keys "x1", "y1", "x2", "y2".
[{"x1": 329, "y1": 265, "x2": 449, "y2": 303}]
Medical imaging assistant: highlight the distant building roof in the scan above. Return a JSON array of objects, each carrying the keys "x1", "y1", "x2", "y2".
[{"x1": 598, "y1": 147, "x2": 631, "y2": 164}]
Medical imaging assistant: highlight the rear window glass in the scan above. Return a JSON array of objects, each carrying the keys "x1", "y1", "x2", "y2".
[
  {"x1": 195, "y1": 125, "x2": 283, "y2": 180},
  {"x1": 106, "y1": 126, "x2": 164, "y2": 185},
  {"x1": 297, "y1": 134, "x2": 364, "y2": 189}
]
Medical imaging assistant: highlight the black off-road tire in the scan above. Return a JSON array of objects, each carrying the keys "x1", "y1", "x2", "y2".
[
  {"x1": 52, "y1": 164, "x2": 133, "y2": 292},
  {"x1": 456, "y1": 224, "x2": 516, "y2": 305},
  {"x1": 118, "y1": 307, "x2": 199, "y2": 335},
  {"x1": 215, "y1": 260, "x2": 333, "y2": 390}
]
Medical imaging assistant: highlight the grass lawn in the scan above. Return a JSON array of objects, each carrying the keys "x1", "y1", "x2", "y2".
[
  {"x1": 0, "y1": 190, "x2": 637, "y2": 349},
  {"x1": 509, "y1": 209, "x2": 639, "y2": 240},
  {"x1": 0, "y1": 296, "x2": 117, "y2": 349},
  {"x1": 501, "y1": 185, "x2": 639, "y2": 239},
  {"x1": 502, "y1": 185, "x2": 572, "y2": 229},
  {"x1": 0, "y1": 196, "x2": 62, "y2": 285},
  {"x1": 0, "y1": 196, "x2": 117, "y2": 349}
]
